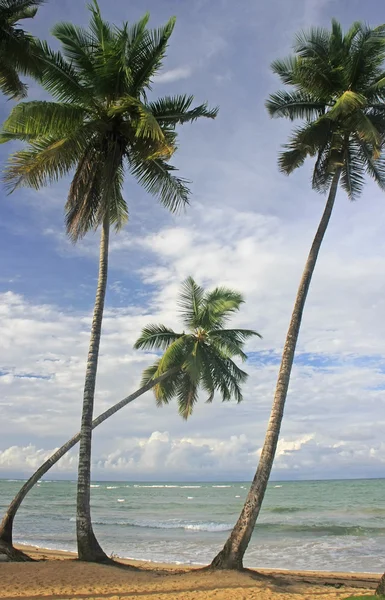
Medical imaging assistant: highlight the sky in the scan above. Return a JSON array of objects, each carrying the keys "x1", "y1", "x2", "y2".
[{"x1": 0, "y1": 0, "x2": 385, "y2": 482}]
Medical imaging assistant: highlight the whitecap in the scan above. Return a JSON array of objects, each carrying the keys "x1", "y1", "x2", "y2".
[
  {"x1": 187, "y1": 496, "x2": 194, "y2": 499},
  {"x1": 106, "y1": 486, "x2": 118, "y2": 489},
  {"x1": 181, "y1": 485, "x2": 201, "y2": 488},
  {"x1": 212, "y1": 485, "x2": 232, "y2": 488},
  {"x1": 90, "y1": 484, "x2": 100, "y2": 488},
  {"x1": 274, "y1": 485, "x2": 282, "y2": 488},
  {"x1": 117, "y1": 498, "x2": 125, "y2": 502},
  {"x1": 235, "y1": 495, "x2": 240, "y2": 498},
  {"x1": 185, "y1": 523, "x2": 232, "y2": 532}
]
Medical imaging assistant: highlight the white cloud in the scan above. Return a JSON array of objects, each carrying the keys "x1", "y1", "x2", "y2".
[{"x1": 155, "y1": 67, "x2": 193, "y2": 83}]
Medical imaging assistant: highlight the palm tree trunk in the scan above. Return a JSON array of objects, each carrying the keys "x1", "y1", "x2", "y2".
[
  {"x1": 376, "y1": 572, "x2": 385, "y2": 595},
  {"x1": 210, "y1": 169, "x2": 342, "y2": 570},
  {"x1": 76, "y1": 214, "x2": 110, "y2": 562},
  {"x1": 0, "y1": 368, "x2": 177, "y2": 561}
]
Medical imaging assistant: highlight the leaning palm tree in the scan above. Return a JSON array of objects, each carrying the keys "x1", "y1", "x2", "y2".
[
  {"x1": 0, "y1": 2, "x2": 217, "y2": 562},
  {"x1": 210, "y1": 20, "x2": 385, "y2": 570},
  {"x1": 0, "y1": 277, "x2": 260, "y2": 562},
  {"x1": 0, "y1": 0, "x2": 44, "y2": 99}
]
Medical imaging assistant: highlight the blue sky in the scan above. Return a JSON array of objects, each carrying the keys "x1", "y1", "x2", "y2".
[{"x1": 1, "y1": 0, "x2": 385, "y2": 481}]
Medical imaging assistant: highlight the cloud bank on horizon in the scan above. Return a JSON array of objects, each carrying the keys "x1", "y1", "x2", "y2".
[{"x1": 0, "y1": 0, "x2": 384, "y2": 481}]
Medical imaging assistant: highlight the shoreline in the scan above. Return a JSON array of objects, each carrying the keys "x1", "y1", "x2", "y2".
[
  {"x1": 16, "y1": 542, "x2": 384, "y2": 577},
  {"x1": 15, "y1": 544, "x2": 383, "y2": 585},
  {"x1": 0, "y1": 545, "x2": 379, "y2": 599}
]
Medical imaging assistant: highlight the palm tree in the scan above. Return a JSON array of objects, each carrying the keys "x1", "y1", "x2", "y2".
[
  {"x1": 0, "y1": 277, "x2": 260, "y2": 562},
  {"x1": 210, "y1": 20, "x2": 385, "y2": 570},
  {"x1": 0, "y1": 2, "x2": 217, "y2": 562},
  {"x1": 0, "y1": 0, "x2": 44, "y2": 99}
]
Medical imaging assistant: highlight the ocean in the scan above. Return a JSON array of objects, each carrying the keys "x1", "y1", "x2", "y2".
[{"x1": 0, "y1": 478, "x2": 384, "y2": 572}]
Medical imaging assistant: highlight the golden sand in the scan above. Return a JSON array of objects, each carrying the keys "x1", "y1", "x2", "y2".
[{"x1": 0, "y1": 545, "x2": 380, "y2": 600}]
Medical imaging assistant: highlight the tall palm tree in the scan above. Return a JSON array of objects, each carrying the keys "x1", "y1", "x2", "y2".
[
  {"x1": 0, "y1": 277, "x2": 260, "y2": 562},
  {"x1": 0, "y1": 2, "x2": 217, "y2": 562},
  {"x1": 210, "y1": 20, "x2": 385, "y2": 570},
  {"x1": 0, "y1": 0, "x2": 44, "y2": 99}
]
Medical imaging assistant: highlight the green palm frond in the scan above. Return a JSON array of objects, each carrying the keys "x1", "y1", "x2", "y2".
[
  {"x1": 134, "y1": 325, "x2": 183, "y2": 351},
  {"x1": 0, "y1": 56, "x2": 27, "y2": 98},
  {"x1": 130, "y1": 16, "x2": 176, "y2": 95},
  {"x1": 355, "y1": 137, "x2": 385, "y2": 190},
  {"x1": 178, "y1": 276, "x2": 205, "y2": 329},
  {"x1": 148, "y1": 95, "x2": 219, "y2": 124},
  {"x1": 129, "y1": 155, "x2": 190, "y2": 213},
  {"x1": 88, "y1": 0, "x2": 114, "y2": 47},
  {"x1": 51, "y1": 22, "x2": 96, "y2": 74},
  {"x1": 270, "y1": 56, "x2": 299, "y2": 85},
  {"x1": 278, "y1": 146, "x2": 308, "y2": 175},
  {"x1": 209, "y1": 328, "x2": 261, "y2": 361},
  {"x1": 312, "y1": 142, "x2": 334, "y2": 192},
  {"x1": 266, "y1": 90, "x2": 325, "y2": 120},
  {"x1": 176, "y1": 373, "x2": 198, "y2": 420},
  {"x1": 157, "y1": 335, "x2": 193, "y2": 375},
  {"x1": 4, "y1": 132, "x2": 89, "y2": 191},
  {"x1": 1, "y1": 101, "x2": 88, "y2": 139},
  {"x1": 327, "y1": 90, "x2": 367, "y2": 119},
  {"x1": 36, "y1": 40, "x2": 97, "y2": 106},
  {"x1": 340, "y1": 144, "x2": 365, "y2": 199},
  {"x1": 198, "y1": 287, "x2": 245, "y2": 330}
]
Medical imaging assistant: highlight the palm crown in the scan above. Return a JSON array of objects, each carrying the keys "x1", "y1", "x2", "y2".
[
  {"x1": 0, "y1": 0, "x2": 44, "y2": 99},
  {"x1": 266, "y1": 20, "x2": 385, "y2": 197},
  {"x1": 0, "y1": 0, "x2": 217, "y2": 240},
  {"x1": 134, "y1": 277, "x2": 261, "y2": 419}
]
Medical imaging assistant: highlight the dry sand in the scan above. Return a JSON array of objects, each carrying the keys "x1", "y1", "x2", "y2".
[{"x1": 0, "y1": 545, "x2": 380, "y2": 600}]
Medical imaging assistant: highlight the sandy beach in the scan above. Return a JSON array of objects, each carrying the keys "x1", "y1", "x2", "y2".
[{"x1": 0, "y1": 545, "x2": 380, "y2": 600}]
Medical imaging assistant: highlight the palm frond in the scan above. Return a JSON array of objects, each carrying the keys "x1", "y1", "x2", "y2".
[
  {"x1": 340, "y1": 143, "x2": 365, "y2": 199},
  {"x1": 266, "y1": 90, "x2": 325, "y2": 120},
  {"x1": 326, "y1": 90, "x2": 366, "y2": 119},
  {"x1": 270, "y1": 56, "x2": 299, "y2": 85},
  {"x1": 130, "y1": 16, "x2": 176, "y2": 95},
  {"x1": 355, "y1": 137, "x2": 385, "y2": 190},
  {"x1": 0, "y1": 55, "x2": 27, "y2": 98},
  {"x1": 209, "y1": 328, "x2": 261, "y2": 361},
  {"x1": 278, "y1": 146, "x2": 307, "y2": 175},
  {"x1": 177, "y1": 277, "x2": 205, "y2": 329},
  {"x1": 148, "y1": 95, "x2": 218, "y2": 124},
  {"x1": 134, "y1": 324, "x2": 183, "y2": 351},
  {"x1": 36, "y1": 40, "x2": 96, "y2": 106},
  {"x1": 199, "y1": 287, "x2": 245, "y2": 330},
  {"x1": 312, "y1": 141, "x2": 334, "y2": 192},
  {"x1": 51, "y1": 21, "x2": 96, "y2": 75},
  {"x1": 4, "y1": 132, "x2": 89, "y2": 192},
  {"x1": 1, "y1": 101, "x2": 88, "y2": 138},
  {"x1": 157, "y1": 335, "x2": 193, "y2": 375},
  {"x1": 176, "y1": 372, "x2": 198, "y2": 420},
  {"x1": 129, "y1": 154, "x2": 190, "y2": 213}
]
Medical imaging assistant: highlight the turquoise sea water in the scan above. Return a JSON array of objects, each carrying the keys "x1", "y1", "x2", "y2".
[{"x1": 0, "y1": 478, "x2": 384, "y2": 572}]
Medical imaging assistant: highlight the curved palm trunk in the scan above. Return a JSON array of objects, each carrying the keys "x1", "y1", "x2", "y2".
[
  {"x1": 210, "y1": 170, "x2": 341, "y2": 570},
  {"x1": 0, "y1": 369, "x2": 176, "y2": 561},
  {"x1": 376, "y1": 572, "x2": 385, "y2": 595},
  {"x1": 76, "y1": 215, "x2": 110, "y2": 562}
]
